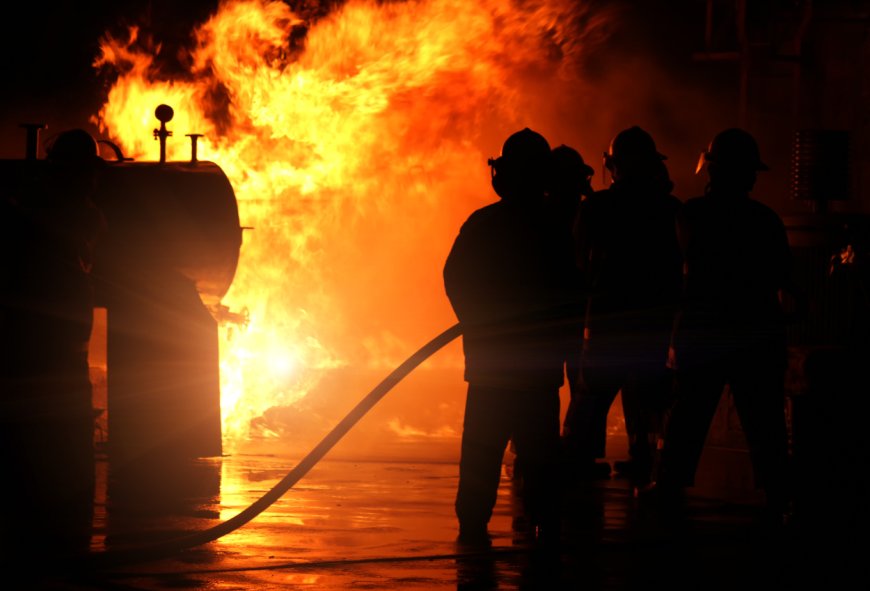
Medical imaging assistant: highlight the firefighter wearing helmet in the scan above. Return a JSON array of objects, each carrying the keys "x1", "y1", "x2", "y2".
[
  {"x1": 651, "y1": 128, "x2": 793, "y2": 523},
  {"x1": 547, "y1": 144, "x2": 595, "y2": 437},
  {"x1": 696, "y1": 126, "x2": 770, "y2": 174},
  {"x1": 444, "y1": 128, "x2": 577, "y2": 546},
  {"x1": 562, "y1": 126, "x2": 683, "y2": 485}
]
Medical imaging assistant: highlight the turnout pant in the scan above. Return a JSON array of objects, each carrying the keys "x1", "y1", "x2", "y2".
[
  {"x1": 456, "y1": 384, "x2": 561, "y2": 531},
  {"x1": 563, "y1": 338, "x2": 674, "y2": 481},
  {"x1": 656, "y1": 349, "x2": 789, "y2": 509}
]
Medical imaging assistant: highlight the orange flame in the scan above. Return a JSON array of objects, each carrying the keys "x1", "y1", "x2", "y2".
[{"x1": 92, "y1": 0, "x2": 610, "y2": 451}]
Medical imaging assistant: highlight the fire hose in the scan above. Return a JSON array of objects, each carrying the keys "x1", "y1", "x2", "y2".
[{"x1": 87, "y1": 323, "x2": 463, "y2": 569}]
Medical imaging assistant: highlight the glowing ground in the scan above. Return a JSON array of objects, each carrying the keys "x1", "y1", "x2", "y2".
[{"x1": 15, "y1": 442, "x2": 863, "y2": 590}]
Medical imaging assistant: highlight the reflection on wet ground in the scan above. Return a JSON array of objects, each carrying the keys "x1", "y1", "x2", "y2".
[{"x1": 14, "y1": 451, "x2": 869, "y2": 590}]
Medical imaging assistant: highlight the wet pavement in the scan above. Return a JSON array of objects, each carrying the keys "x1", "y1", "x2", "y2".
[{"x1": 11, "y1": 441, "x2": 868, "y2": 590}]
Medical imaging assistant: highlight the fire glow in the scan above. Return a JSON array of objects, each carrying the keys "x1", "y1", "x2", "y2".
[{"x1": 92, "y1": 0, "x2": 608, "y2": 450}]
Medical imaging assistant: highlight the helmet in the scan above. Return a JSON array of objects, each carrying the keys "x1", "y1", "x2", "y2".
[
  {"x1": 552, "y1": 144, "x2": 594, "y2": 179},
  {"x1": 551, "y1": 144, "x2": 594, "y2": 200},
  {"x1": 488, "y1": 128, "x2": 552, "y2": 199},
  {"x1": 699, "y1": 128, "x2": 769, "y2": 173},
  {"x1": 46, "y1": 129, "x2": 101, "y2": 164},
  {"x1": 491, "y1": 128, "x2": 551, "y2": 169},
  {"x1": 606, "y1": 126, "x2": 667, "y2": 167}
]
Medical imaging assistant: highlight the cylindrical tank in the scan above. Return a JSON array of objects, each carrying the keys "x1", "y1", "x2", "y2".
[
  {"x1": 1, "y1": 141, "x2": 243, "y2": 465},
  {"x1": 87, "y1": 159, "x2": 242, "y2": 465},
  {"x1": 91, "y1": 160, "x2": 242, "y2": 307},
  {"x1": 0, "y1": 156, "x2": 242, "y2": 306}
]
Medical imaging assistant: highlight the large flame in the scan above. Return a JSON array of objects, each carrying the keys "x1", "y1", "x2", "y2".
[{"x1": 92, "y1": 0, "x2": 609, "y2": 452}]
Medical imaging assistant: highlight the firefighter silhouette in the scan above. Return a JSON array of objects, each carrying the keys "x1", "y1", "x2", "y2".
[
  {"x1": 444, "y1": 128, "x2": 576, "y2": 546},
  {"x1": 562, "y1": 126, "x2": 682, "y2": 484},
  {"x1": 652, "y1": 128, "x2": 792, "y2": 521},
  {"x1": 546, "y1": 144, "x2": 594, "y2": 460}
]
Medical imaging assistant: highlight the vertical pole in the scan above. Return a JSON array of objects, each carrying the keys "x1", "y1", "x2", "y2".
[
  {"x1": 705, "y1": 0, "x2": 715, "y2": 51},
  {"x1": 737, "y1": 0, "x2": 749, "y2": 128},
  {"x1": 21, "y1": 123, "x2": 46, "y2": 160}
]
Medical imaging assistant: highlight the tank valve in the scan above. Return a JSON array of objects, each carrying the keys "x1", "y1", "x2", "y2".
[
  {"x1": 186, "y1": 133, "x2": 203, "y2": 164},
  {"x1": 154, "y1": 104, "x2": 174, "y2": 163},
  {"x1": 20, "y1": 123, "x2": 46, "y2": 160}
]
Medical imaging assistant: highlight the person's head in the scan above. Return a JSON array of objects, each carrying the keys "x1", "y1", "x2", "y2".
[
  {"x1": 46, "y1": 128, "x2": 101, "y2": 165},
  {"x1": 45, "y1": 129, "x2": 104, "y2": 199},
  {"x1": 488, "y1": 128, "x2": 553, "y2": 201},
  {"x1": 551, "y1": 144, "x2": 594, "y2": 201},
  {"x1": 604, "y1": 126, "x2": 667, "y2": 183},
  {"x1": 698, "y1": 128, "x2": 768, "y2": 194}
]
